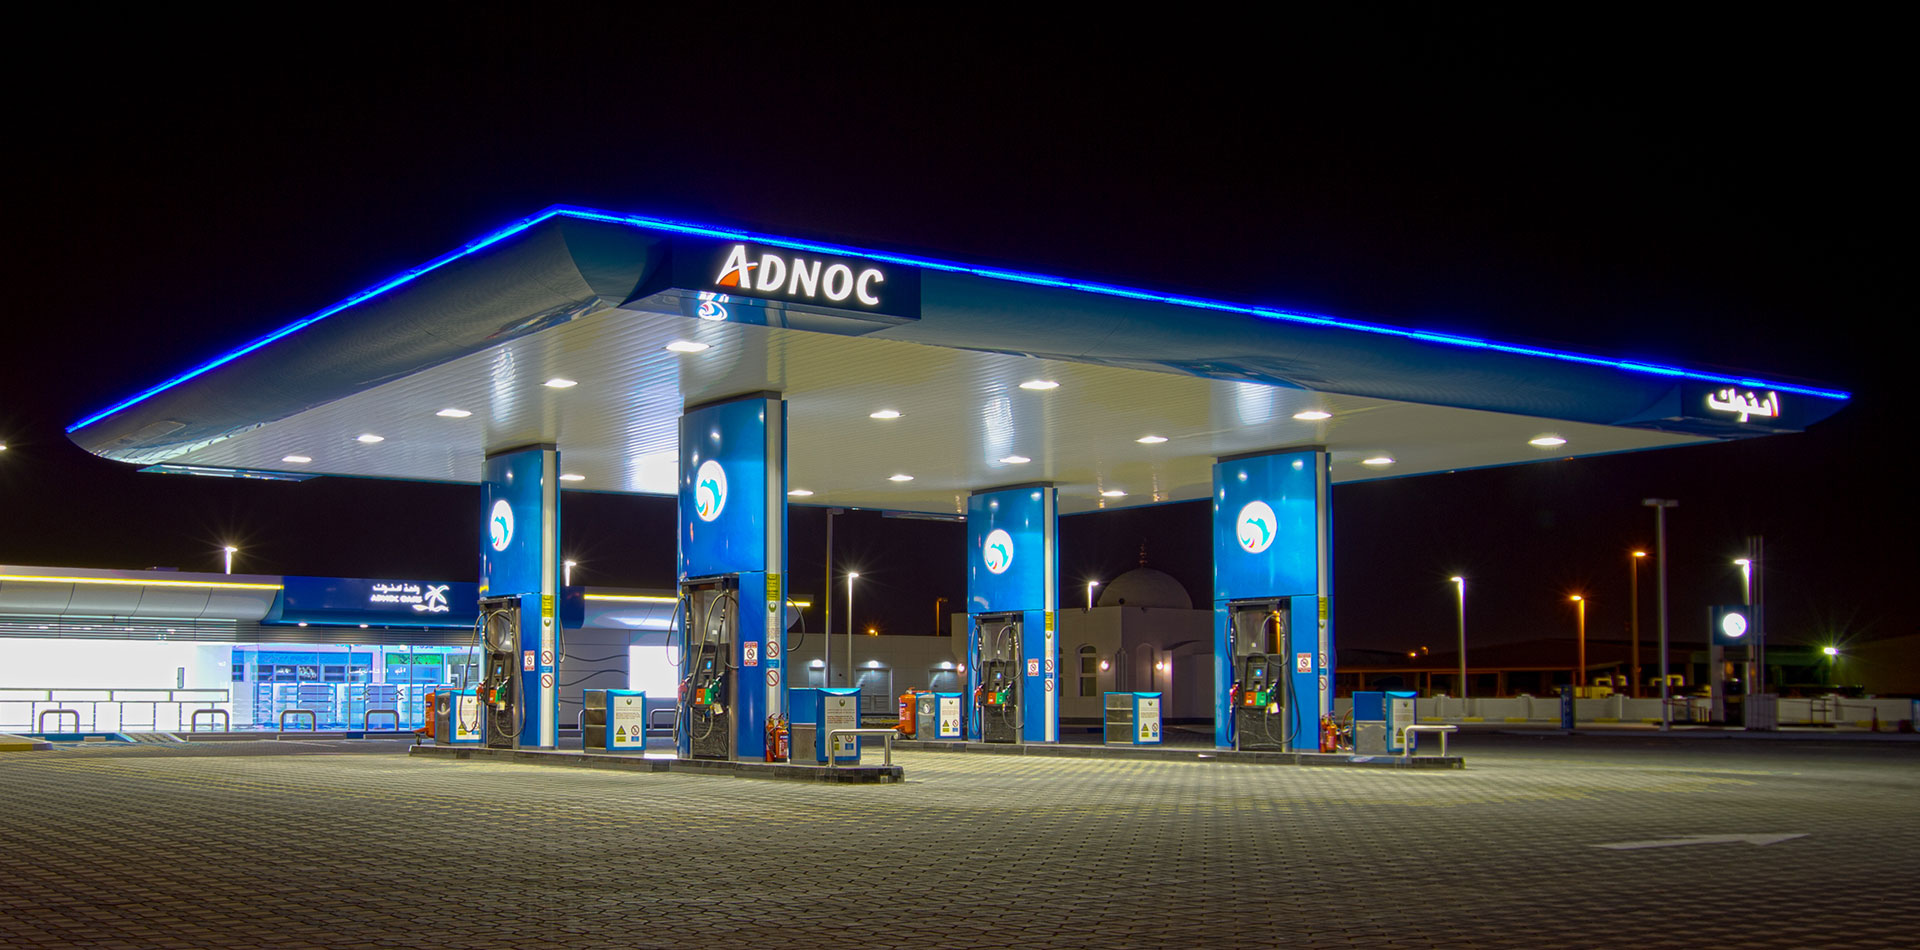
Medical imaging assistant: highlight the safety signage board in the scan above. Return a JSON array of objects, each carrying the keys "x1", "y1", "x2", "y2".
[
  {"x1": 523, "y1": 651, "x2": 536, "y2": 671},
  {"x1": 540, "y1": 673, "x2": 553, "y2": 689},
  {"x1": 610, "y1": 694, "x2": 645, "y2": 750},
  {"x1": 1027, "y1": 658, "x2": 1040, "y2": 676},
  {"x1": 1296, "y1": 652, "x2": 1312, "y2": 673},
  {"x1": 766, "y1": 669, "x2": 780, "y2": 687},
  {"x1": 938, "y1": 695, "x2": 962, "y2": 738},
  {"x1": 1044, "y1": 678, "x2": 1054, "y2": 692},
  {"x1": 1045, "y1": 656, "x2": 1054, "y2": 674},
  {"x1": 541, "y1": 649, "x2": 553, "y2": 667},
  {"x1": 766, "y1": 637, "x2": 780, "y2": 659},
  {"x1": 1138, "y1": 696, "x2": 1161, "y2": 743},
  {"x1": 743, "y1": 641, "x2": 759, "y2": 667},
  {"x1": 453, "y1": 693, "x2": 480, "y2": 742}
]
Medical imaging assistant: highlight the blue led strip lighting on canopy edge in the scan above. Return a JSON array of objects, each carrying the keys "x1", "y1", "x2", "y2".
[{"x1": 69, "y1": 204, "x2": 1851, "y2": 432}]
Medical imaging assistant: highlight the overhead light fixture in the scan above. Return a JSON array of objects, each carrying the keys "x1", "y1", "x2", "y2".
[
  {"x1": 889, "y1": 474, "x2": 914, "y2": 482},
  {"x1": 1135, "y1": 435, "x2": 1168, "y2": 444},
  {"x1": 281, "y1": 455, "x2": 311, "y2": 464},
  {"x1": 544, "y1": 378, "x2": 577, "y2": 389},
  {"x1": 787, "y1": 488, "x2": 814, "y2": 497},
  {"x1": 1293, "y1": 410, "x2": 1333, "y2": 421},
  {"x1": 1100, "y1": 489, "x2": 1126, "y2": 498},
  {"x1": 356, "y1": 434, "x2": 385, "y2": 444},
  {"x1": 665, "y1": 340, "x2": 709, "y2": 353},
  {"x1": 1362, "y1": 456, "x2": 1394, "y2": 466},
  {"x1": 436, "y1": 408, "x2": 472, "y2": 418},
  {"x1": 1019, "y1": 380, "x2": 1059, "y2": 391},
  {"x1": 1529, "y1": 436, "x2": 1568, "y2": 447},
  {"x1": 560, "y1": 473, "x2": 585, "y2": 482},
  {"x1": 869, "y1": 409, "x2": 902, "y2": 419},
  {"x1": 1000, "y1": 455, "x2": 1031, "y2": 464}
]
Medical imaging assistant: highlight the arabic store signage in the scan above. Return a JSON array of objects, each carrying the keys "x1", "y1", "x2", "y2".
[
  {"x1": 275, "y1": 577, "x2": 480, "y2": 628},
  {"x1": 1704, "y1": 387, "x2": 1781, "y2": 424}
]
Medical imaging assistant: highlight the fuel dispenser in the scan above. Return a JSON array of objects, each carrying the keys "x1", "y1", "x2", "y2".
[
  {"x1": 476, "y1": 596, "x2": 525, "y2": 749},
  {"x1": 975, "y1": 613, "x2": 1023, "y2": 743},
  {"x1": 1227, "y1": 600, "x2": 1294, "y2": 752},
  {"x1": 679, "y1": 577, "x2": 738, "y2": 760}
]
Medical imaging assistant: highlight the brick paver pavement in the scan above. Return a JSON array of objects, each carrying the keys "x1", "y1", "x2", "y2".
[{"x1": 1, "y1": 733, "x2": 1913, "y2": 948}]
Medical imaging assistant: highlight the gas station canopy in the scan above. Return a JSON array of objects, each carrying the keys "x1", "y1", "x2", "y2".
[{"x1": 68, "y1": 206, "x2": 1848, "y2": 514}]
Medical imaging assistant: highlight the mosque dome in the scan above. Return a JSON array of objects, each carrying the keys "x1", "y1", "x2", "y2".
[{"x1": 1095, "y1": 567, "x2": 1192, "y2": 610}]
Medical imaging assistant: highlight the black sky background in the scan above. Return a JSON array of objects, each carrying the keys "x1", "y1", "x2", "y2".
[{"x1": 1, "y1": 9, "x2": 1904, "y2": 658}]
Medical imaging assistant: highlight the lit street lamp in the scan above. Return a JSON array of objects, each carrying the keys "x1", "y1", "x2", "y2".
[
  {"x1": 222, "y1": 545, "x2": 238, "y2": 575},
  {"x1": 845, "y1": 572, "x2": 859, "y2": 688},
  {"x1": 564, "y1": 559, "x2": 577, "y2": 586},
  {"x1": 1570, "y1": 594, "x2": 1586, "y2": 697},
  {"x1": 1449, "y1": 576, "x2": 1466, "y2": 699},
  {"x1": 1087, "y1": 580, "x2": 1100, "y2": 611},
  {"x1": 1630, "y1": 551, "x2": 1647, "y2": 698}
]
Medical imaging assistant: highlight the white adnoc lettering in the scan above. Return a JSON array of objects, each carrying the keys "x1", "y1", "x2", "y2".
[
  {"x1": 1705, "y1": 387, "x2": 1780, "y2": 423},
  {"x1": 715, "y1": 244, "x2": 886, "y2": 306}
]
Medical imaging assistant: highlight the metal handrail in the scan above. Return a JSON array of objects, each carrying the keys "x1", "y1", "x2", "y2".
[
  {"x1": 649, "y1": 707, "x2": 677, "y2": 735},
  {"x1": 1396, "y1": 724, "x2": 1457, "y2": 757},
  {"x1": 38, "y1": 709, "x2": 81, "y2": 732},
  {"x1": 364, "y1": 708, "x2": 400, "y2": 731},
  {"x1": 825, "y1": 728, "x2": 898, "y2": 768},
  {"x1": 188, "y1": 709, "x2": 230, "y2": 732},
  {"x1": 279, "y1": 709, "x2": 318, "y2": 731}
]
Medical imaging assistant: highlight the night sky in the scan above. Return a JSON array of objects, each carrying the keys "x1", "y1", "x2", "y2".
[{"x1": 2, "y1": 10, "x2": 1902, "y2": 658}]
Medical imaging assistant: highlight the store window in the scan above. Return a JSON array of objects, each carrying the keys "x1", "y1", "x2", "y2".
[{"x1": 1078, "y1": 645, "x2": 1098, "y2": 697}]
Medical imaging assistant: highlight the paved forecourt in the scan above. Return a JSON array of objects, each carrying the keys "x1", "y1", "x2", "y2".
[{"x1": 0, "y1": 735, "x2": 1913, "y2": 948}]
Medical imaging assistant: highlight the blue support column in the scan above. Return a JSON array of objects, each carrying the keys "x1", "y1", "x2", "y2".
[
  {"x1": 479, "y1": 444, "x2": 561, "y2": 749},
  {"x1": 1212, "y1": 448, "x2": 1332, "y2": 751},
  {"x1": 676, "y1": 393, "x2": 787, "y2": 761},
  {"x1": 965, "y1": 484, "x2": 1058, "y2": 744}
]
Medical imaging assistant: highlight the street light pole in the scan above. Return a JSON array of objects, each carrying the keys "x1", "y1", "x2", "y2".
[
  {"x1": 564, "y1": 559, "x2": 576, "y2": 586},
  {"x1": 1570, "y1": 595, "x2": 1586, "y2": 696},
  {"x1": 1630, "y1": 551, "x2": 1646, "y2": 698},
  {"x1": 1450, "y1": 577, "x2": 1466, "y2": 699},
  {"x1": 1087, "y1": 580, "x2": 1100, "y2": 611},
  {"x1": 1643, "y1": 499, "x2": 1678, "y2": 731},
  {"x1": 846, "y1": 572, "x2": 858, "y2": 689},
  {"x1": 223, "y1": 545, "x2": 237, "y2": 575}
]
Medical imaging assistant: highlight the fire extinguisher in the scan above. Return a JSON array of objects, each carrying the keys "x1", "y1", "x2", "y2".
[
  {"x1": 898, "y1": 690, "x2": 917, "y2": 737},
  {"x1": 766, "y1": 715, "x2": 790, "y2": 762},
  {"x1": 1319, "y1": 715, "x2": 1337, "y2": 753}
]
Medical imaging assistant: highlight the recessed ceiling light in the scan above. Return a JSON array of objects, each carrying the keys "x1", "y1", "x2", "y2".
[
  {"x1": 436, "y1": 408, "x2": 472, "y2": 418},
  {"x1": 560, "y1": 473, "x2": 585, "y2": 482},
  {"x1": 281, "y1": 455, "x2": 312, "y2": 464},
  {"x1": 1019, "y1": 380, "x2": 1060, "y2": 391},
  {"x1": 870, "y1": 409, "x2": 902, "y2": 419},
  {"x1": 888, "y1": 474, "x2": 915, "y2": 482},
  {"x1": 1001, "y1": 455, "x2": 1031, "y2": 464},
  {"x1": 1101, "y1": 489, "x2": 1127, "y2": 498},
  {"x1": 544, "y1": 378, "x2": 577, "y2": 389},
  {"x1": 1135, "y1": 435, "x2": 1168, "y2": 444},
  {"x1": 665, "y1": 341, "x2": 710, "y2": 353},
  {"x1": 1293, "y1": 410, "x2": 1333, "y2": 421},
  {"x1": 1529, "y1": 436, "x2": 1568, "y2": 447},
  {"x1": 356, "y1": 434, "x2": 384, "y2": 444},
  {"x1": 787, "y1": 489, "x2": 815, "y2": 497},
  {"x1": 1362, "y1": 456, "x2": 1395, "y2": 466}
]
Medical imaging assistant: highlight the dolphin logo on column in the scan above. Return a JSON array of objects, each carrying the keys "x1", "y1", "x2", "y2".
[
  {"x1": 983, "y1": 528, "x2": 1014, "y2": 574},
  {"x1": 1236, "y1": 501, "x2": 1277, "y2": 554},
  {"x1": 694, "y1": 459, "x2": 728, "y2": 522},
  {"x1": 489, "y1": 499, "x2": 515, "y2": 552}
]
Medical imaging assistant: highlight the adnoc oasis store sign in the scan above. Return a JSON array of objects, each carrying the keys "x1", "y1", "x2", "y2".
[{"x1": 267, "y1": 577, "x2": 481, "y2": 628}]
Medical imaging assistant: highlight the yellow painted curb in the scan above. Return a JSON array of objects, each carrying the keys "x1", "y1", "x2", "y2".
[{"x1": 0, "y1": 733, "x2": 47, "y2": 751}]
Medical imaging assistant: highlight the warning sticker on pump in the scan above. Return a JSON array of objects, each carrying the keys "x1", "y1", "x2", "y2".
[
  {"x1": 1296, "y1": 652, "x2": 1312, "y2": 673},
  {"x1": 766, "y1": 669, "x2": 780, "y2": 687},
  {"x1": 540, "y1": 650, "x2": 553, "y2": 667},
  {"x1": 1027, "y1": 659, "x2": 1040, "y2": 676},
  {"x1": 523, "y1": 651, "x2": 536, "y2": 671},
  {"x1": 743, "y1": 641, "x2": 759, "y2": 667},
  {"x1": 540, "y1": 673, "x2": 553, "y2": 689},
  {"x1": 766, "y1": 637, "x2": 780, "y2": 659}
]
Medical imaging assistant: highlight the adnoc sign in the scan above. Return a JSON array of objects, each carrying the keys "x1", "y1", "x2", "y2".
[{"x1": 671, "y1": 237, "x2": 921, "y2": 320}]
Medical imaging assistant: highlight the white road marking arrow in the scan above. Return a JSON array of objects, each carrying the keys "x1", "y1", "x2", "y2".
[{"x1": 1594, "y1": 833, "x2": 1808, "y2": 851}]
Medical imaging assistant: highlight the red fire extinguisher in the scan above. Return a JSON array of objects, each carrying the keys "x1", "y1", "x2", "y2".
[
  {"x1": 1319, "y1": 715, "x2": 1337, "y2": 753},
  {"x1": 766, "y1": 715, "x2": 790, "y2": 762}
]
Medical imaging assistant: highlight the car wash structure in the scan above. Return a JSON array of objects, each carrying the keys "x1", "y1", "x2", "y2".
[{"x1": 66, "y1": 205, "x2": 1849, "y2": 756}]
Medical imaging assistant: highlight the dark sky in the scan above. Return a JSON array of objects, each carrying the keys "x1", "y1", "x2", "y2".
[{"x1": 2, "y1": 10, "x2": 1903, "y2": 656}]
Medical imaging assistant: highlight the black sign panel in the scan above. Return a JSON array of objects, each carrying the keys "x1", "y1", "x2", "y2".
[{"x1": 670, "y1": 236, "x2": 920, "y2": 321}]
